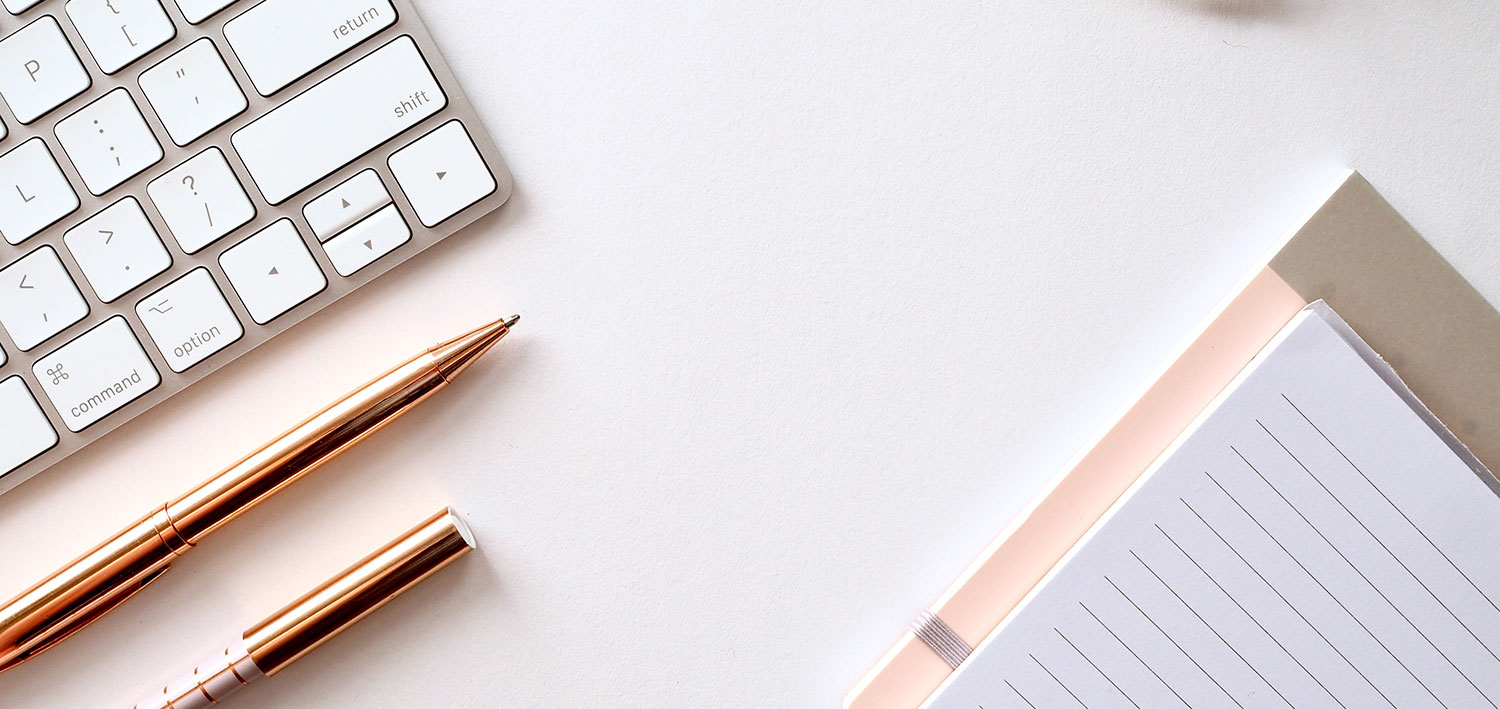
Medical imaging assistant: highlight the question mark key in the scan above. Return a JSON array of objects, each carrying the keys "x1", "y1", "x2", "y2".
[{"x1": 146, "y1": 147, "x2": 256, "y2": 253}]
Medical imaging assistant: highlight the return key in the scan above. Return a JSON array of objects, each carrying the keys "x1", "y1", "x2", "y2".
[{"x1": 225, "y1": 0, "x2": 399, "y2": 96}]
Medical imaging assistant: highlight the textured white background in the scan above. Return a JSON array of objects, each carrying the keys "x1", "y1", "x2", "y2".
[{"x1": 3, "y1": 1, "x2": 1500, "y2": 707}]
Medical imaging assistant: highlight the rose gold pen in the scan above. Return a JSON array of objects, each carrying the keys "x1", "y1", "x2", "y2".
[
  {"x1": 132, "y1": 507, "x2": 476, "y2": 709},
  {"x1": 0, "y1": 315, "x2": 519, "y2": 673}
]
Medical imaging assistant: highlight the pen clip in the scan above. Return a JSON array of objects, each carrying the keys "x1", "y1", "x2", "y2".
[{"x1": 0, "y1": 564, "x2": 170, "y2": 674}]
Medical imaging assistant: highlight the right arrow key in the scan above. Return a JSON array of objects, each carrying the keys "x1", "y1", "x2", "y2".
[{"x1": 389, "y1": 120, "x2": 497, "y2": 228}]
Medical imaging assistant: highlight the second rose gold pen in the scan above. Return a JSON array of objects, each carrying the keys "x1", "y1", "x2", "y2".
[{"x1": 0, "y1": 314, "x2": 519, "y2": 673}]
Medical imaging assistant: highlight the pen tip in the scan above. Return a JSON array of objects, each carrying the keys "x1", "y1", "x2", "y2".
[{"x1": 430, "y1": 314, "x2": 520, "y2": 383}]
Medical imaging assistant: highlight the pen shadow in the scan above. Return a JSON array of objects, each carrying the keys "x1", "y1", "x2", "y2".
[{"x1": 1149, "y1": 0, "x2": 1313, "y2": 22}]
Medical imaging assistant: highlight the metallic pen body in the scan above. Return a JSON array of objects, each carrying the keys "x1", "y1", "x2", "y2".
[
  {"x1": 133, "y1": 508, "x2": 476, "y2": 709},
  {"x1": 0, "y1": 316, "x2": 516, "y2": 673}
]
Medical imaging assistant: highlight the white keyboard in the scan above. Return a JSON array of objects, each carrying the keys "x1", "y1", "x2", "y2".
[{"x1": 0, "y1": 0, "x2": 512, "y2": 494}]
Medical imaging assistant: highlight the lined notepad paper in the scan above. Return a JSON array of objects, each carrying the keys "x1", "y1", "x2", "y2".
[{"x1": 927, "y1": 305, "x2": 1500, "y2": 708}]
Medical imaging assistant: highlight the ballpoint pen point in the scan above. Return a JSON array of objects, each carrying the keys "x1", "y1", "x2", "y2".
[{"x1": 431, "y1": 314, "x2": 522, "y2": 383}]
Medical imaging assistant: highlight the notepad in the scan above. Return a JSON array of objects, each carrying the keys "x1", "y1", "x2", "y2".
[{"x1": 926, "y1": 304, "x2": 1500, "y2": 708}]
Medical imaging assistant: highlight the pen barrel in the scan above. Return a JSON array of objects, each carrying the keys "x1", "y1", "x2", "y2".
[
  {"x1": 0, "y1": 316, "x2": 512, "y2": 675},
  {"x1": 244, "y1": 508, "x2": 476, "y2": 675},
  {"x1": 0, "y1": 508, "x2": 186, "y2": 672},
  {"x1": 131, "y1": 637, "x2": 263, "y2": 709},
  {"x1": 0, "y1": 355, "x2": 442, "y2": 674},
  {"x1": 165, "y1": 354, "x2": 446, "y2": 543}
]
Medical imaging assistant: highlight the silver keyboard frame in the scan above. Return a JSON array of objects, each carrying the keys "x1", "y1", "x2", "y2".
[{"x1": 0, "y1": 0, "x2": 513, "y2": 496}]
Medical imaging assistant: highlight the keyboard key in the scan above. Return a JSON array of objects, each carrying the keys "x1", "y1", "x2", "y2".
[
  {"x1": 3, "y1": 0, "x2": 44, "y2": 13},
  {"x1": 139, "y1": 38, "x2": 248, "y2": 146},
  {"x1": 147, "y1": 147, "x2": 255, "y2": 253},
  {"x1": 67, "y1": 0, "x2": 177, "y2": 74},
  {"x1": 323, "y1": 203, "x2": 409, "y2": 277},
  {"x1": 0, "y1": 138, "x2": 80, "y2": 245},
  {"x1": 224, "y1": 0, "x2": 396, "y2": 96},
  {"x1": 218, "y1": 219, "x2": 325, "y2": 324},
  {"x1": 173, "y1": 0, "x2": 236, "y2": 24},
  {"x1": 136, "y1": 267, "x2": 242, "y2": 372},
  {"x1": 64, "y1": 197, "x2": 172, "y2": 302},
  {"x1": 33, "y1": 316, "x2": 160, "y2": 432},
  {"x1": 389, "y1": 121, "x2": 496, "y2": 228},
  {"x1": 0, "y1": 245, "x2": 90, "y2": 351},
  {"x1": 0, "y1": 16, "x2": 92, "y2": 124},
  {"x1": 0, "y1": 376, "x2": 57, "y2": 477},
  {"x1": 304, "y1": 169, "x2": 390, "y2": 241},
  {"x1": 233, "y1": 36, "x2": 446, "y2": 205},
  {"x1": 55, "y1": 88, "x2": 165, "y2": 195}
]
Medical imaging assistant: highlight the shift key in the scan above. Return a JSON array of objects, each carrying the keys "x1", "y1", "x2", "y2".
[
  {"x1": 33, "y1": 317, "x2": 162, "y2": 432},
  {"x1": 232, "y1": 36, "x2": 446, "y2": 205}
]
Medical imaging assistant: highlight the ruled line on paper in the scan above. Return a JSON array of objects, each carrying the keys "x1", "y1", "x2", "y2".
[
  {"x1": 1131, "y1": 548, "x2": 1294, "y2": 708},
  {"x1": 1053, "y1": 627, "x2": 1141, "y2": 709},
  {"x1": 1257, "y1": 418, "x2": 1500, "y2": 669},
  {"x1": 923, "y1": 311, "x2": 1500, "y2": 709},
  {"x1": 1104, "y1": 574, "x2": 1244, "y2": 708},
  {"x1": 1155, "y1": 522, "x2": 1344, "y2": 707},
  {"x1": 1179, "y1": 496, "x2": 1398, "y2": 708},
  {"x1": 1205, "y1": 469, "x2": 1450, "y2": 708},
  {"x1": 1233, "y1": 445, "x2": 1500, "y2": 708},
  {"x1": 1078, "y1": 601, "x2": 1191, "y2": 708},
  {"x1": 1030, "y1": 653, "x2": 1088, "y2": 708},
  {"x1": 1285, "y1": 393, "x2": 1500, "y2": 620},
  {"x1": 1005, "y1": 680, "x2": 1037, "y2": 709}
]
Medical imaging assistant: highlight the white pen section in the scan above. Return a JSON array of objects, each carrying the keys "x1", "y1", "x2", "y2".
[
  {"x1": 131, "y1": 637, "x2": 264, "y2": 709},
  {"x1": 231, "y1": 37, "x2": 447, "y2": 205}
]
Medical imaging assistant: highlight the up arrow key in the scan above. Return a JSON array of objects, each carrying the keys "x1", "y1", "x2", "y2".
[{"x1": 268, "y1": 267, "x2": 279, "y2": 276}]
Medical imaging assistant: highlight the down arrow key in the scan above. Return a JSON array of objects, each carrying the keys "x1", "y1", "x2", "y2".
[{"x1": 322, "y1": 204, "x2": 411, "y2": 277}]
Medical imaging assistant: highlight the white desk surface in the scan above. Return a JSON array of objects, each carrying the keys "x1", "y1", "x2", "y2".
[{"x1": 4, "y1": 2, "x2": 1499, "y2": 706}]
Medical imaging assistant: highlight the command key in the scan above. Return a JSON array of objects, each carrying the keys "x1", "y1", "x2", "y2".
[{"x1": 33, "y1": 317, "x2": 162, "y2": 432}]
